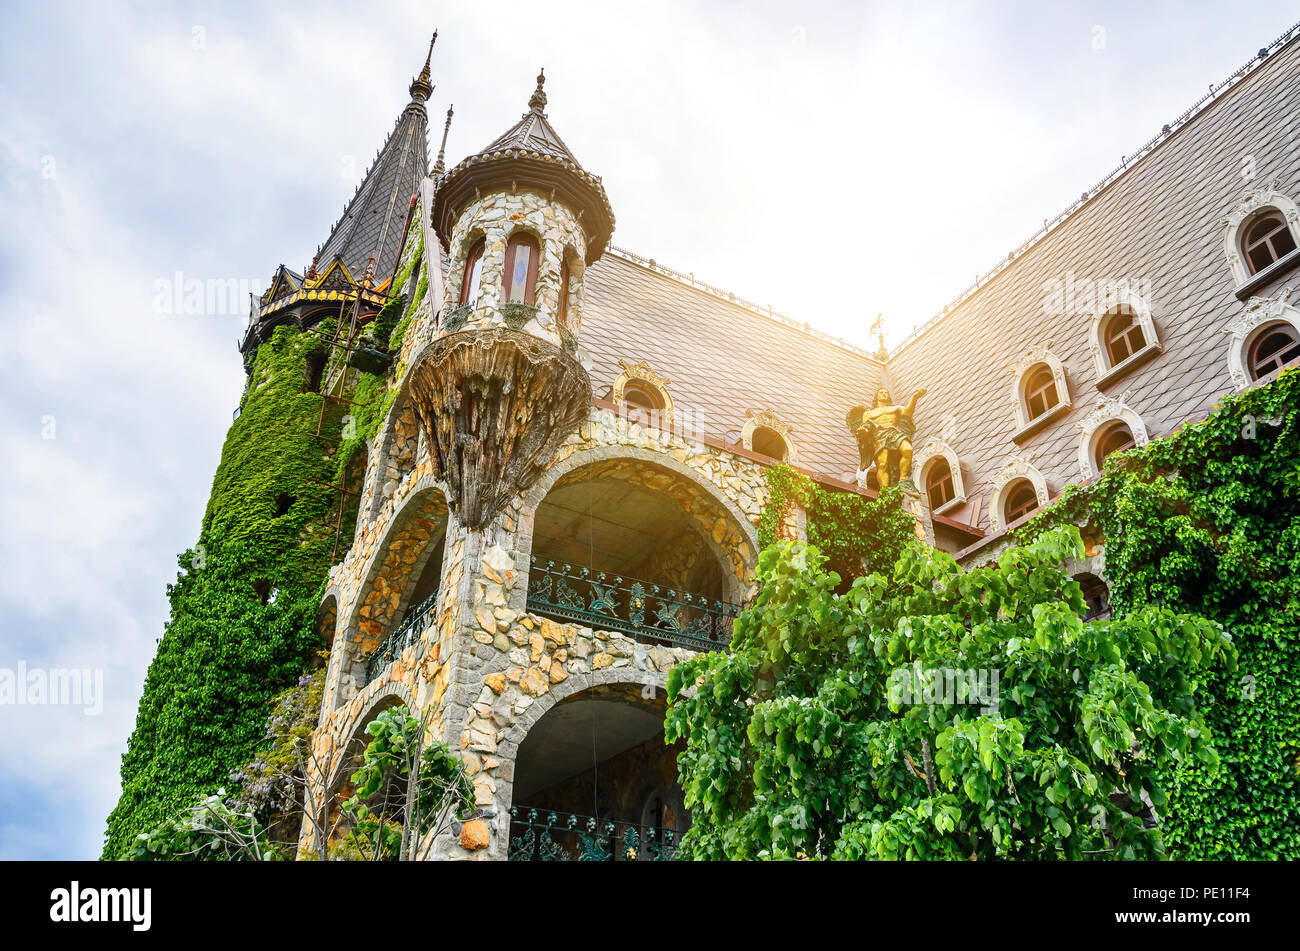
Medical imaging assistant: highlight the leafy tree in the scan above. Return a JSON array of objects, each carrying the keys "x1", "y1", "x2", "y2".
[{"x1": 665, "y1": 526, "x2": 1235, "y2": 860}]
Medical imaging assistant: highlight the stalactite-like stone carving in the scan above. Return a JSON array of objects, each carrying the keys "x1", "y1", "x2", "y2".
[{"x1": 408, "y1": 328, "x2": 590, "y2": 528}]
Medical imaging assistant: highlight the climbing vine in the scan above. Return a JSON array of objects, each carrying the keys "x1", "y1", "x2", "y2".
[
  {"x1": 1017, "y1": 368, "x2": 1300, "y2": 858},
  {"x1": 758, "y1": 463, "x2": 917, "y2": 584}
]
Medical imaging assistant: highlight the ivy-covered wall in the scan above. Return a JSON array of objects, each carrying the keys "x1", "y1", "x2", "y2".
[
  {"x1": 105, "y1": 218, "x2": 429, "y2": 859},
  {"x1": 1018, "y1": 368, "x2": 1300, "y2": 859}
]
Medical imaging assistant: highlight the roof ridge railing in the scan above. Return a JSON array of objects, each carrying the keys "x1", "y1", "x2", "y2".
[
  {"x1": 606, "y1": 244, "x2": 884, "y2": 362},
  {"x1": 889, "y1": 18, "x2": 1300, "y2": 358}
]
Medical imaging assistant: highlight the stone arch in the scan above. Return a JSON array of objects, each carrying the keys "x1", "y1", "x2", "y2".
[
  {"x1": 911, "y1": 437, "x2": 966, "y2": 514},
  {"x1": 495, "y1": 668, "x2": 667, "y2": 809},
  {"x1": 332, "y1": 479, "x2": 451, "y2": 708},
  {"x1": 1076, "y1": 396, "x2": 1150, "y2": 480},
  {"x1": 1010, "y1": 345, "x2": 1071, "y2": 433},
  {"x1": 1224, "y1": 289, "x2": 1300, "y2": 390},
  {"x1": 1222, "y1": 179, "x2": 1300, "y2": 285},
  {"x1": 518, "y1": 445, "x2": 759, "y2": 610},
  {"x1": 989, "y1": 455, "x2": 1050, "y2": 533}
]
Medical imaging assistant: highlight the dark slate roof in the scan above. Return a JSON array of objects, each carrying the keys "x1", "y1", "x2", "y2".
[
  {"x1": 316, "y1": 101, "x2": 428, "y2": 285},
  {"x1": 579, "y1": 250, "x2": 885, "y2": 478}
]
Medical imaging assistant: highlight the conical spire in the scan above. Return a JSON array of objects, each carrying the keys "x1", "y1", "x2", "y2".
[
  {"x1": 432, "y1": 104, "x2": 454, "y2": 178},
  {"x1": 432, "y1": 69, "x2": 616, "y2": 264},
  {"x1": 409, "y1": 30, "x2": 437, "y2": 102}
]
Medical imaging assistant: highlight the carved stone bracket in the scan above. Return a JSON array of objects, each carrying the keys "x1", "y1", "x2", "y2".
[{"x1": 408, "y1": 328, "x2": 591, "y2": 529}]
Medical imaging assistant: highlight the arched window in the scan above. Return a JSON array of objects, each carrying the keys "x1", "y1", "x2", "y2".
[
  {"x1": 1103, "y1": 310, "x2": 1147, "y2": 367},
  {"x1": 1093, "y1": 421, "x2": 1136, "y2": 472},
  {"x1": 926, "y1": 457, "x2": 955, "y2": 510},
  {"x1": 503, "y1": 233, "x2": 540, "y2": 304},
  {"x1": 1242, "y1": 211, "x2": 1297, "y2": 275},
  {"x1": 557, "y1": 257, "x2": 570, "y2": 328},
  {"x1": 1247, "y1": 322, "x2": 1300, "y2": 380},
  {"x1": 460, "y1": 237, "x2": 485, "y2": 305},
  {"x1": 1023, "y1": 364, "x2": 1059, "y2": 421},
  {"x1": 750, "y1": 426, "x2": 789, "y2": 461},
  {"x1": 622, "y1": 381, "x2": 665, "y2": 412},
  {"x1": 1003, "y1": 479, "x2": 1039, "y2": 524}
]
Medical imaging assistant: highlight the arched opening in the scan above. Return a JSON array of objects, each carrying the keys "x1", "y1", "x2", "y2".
[
  {"x1": 1242, "y1": 210, "x2": 1297, "y2": 274},
  {"x1": 342, "y1": 487, "x2": 450, "y2": 699},
  {"x1": 526, "y1": 457, "x2": 748, "y2": 652},
  {"x1": 1246, "y1": 321, "x2": 1300, "y2": 380},
  {"x1": 925, "y1": 457, "x2": 955, "y2": 510},
  {"x1": 305, "y1": 350, "x2": 327, "y2": 393},
  {"x1": 1022, "y1": 364, "x2": 1060, "y2": 421},
  {"x1": 750, "y1": 425, "x2": 789, "y2": 461},
  {"x1": 1075, "y1": 572, "x2": 1112, "y2": 621},
  {"x1": 324, "y1": 692, "x2": 412, "y2": 860},
  {"x1": 620, "y1": 380, "x2": 666, "y2": 426},
  {"x1": 1003, "y1": 478, "x2": 1039, "y2": 525},
  {"x1": 1093, "y1": 421, "x2": 1136, "y2": 472},
  {"x1": 508, "y1": 683, "x2": 686, "y2": 861}
]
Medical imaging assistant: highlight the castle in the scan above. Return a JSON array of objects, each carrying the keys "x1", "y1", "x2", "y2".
[{"x1": 110, "y1": 23, "x2": 1300, "y2": 860}]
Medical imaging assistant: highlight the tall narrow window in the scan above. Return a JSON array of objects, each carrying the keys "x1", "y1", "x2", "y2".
[
  {"x1": 1243, "y1": 212, "x2": 1297, "y2": 274},
  {"x1": 1003, "y1": 479, "x2": 1038, "y2": 524},
  {"x1": 926, "y1": 458, "x2": 955, "y2": 510},
  {"x1": 503, "y1": 233, "x2": 539, "y2": 304},
  {"x1": 557, "y1": 257, "x2": 570, "y2": 327},
  {"x1": 1023, "y1": 365, "x2": 1059, "y2": 421},
  {"x1": 1248, "y1": 322, "x2": 1300, "y2": 380},
  {"x1": 1076, "y1": 573, "x2": 1112, "y2": 621},
  {"x1": 460, "y1": 238, "x2": 485, "y2": 305},
  {"x1": 1103, "y1": 310, "x2": 1147, "y2": 366}
]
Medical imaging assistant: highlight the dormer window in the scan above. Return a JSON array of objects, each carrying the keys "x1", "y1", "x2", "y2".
[
  {"x1": 1003, "y1": 479, "x2": 1039, "y2": 524},
  {"x1": 503, "y1": 233, "x2": 539, "y2": 304},
  {"x1": 750, "y1": 426, "x2": 790, "y2": 462},
  {"x1": 460, "y1": 237, "x2": 485, "y2": 305},
  {"x1": 1248, "y1": 321, "x2": 1300, "y2": 379},
  {"x1": 1093, "y1": 421, "x2": 1136, "y2": 471},
  {"x1": 1243, "y1": 211, "x2": 1297, "y2": 275},
  {"x1": 926, "y1": 457, "x2": 955, "y2": 510},
  {"x1": 1023, "y1": 365, "x2": 1059, "y2": 420},
  {"x1": 622, "y1": 381, "x2": 664, "y2": 412},
  {"x1": 1103, "y1": 310, "x2": 1146, "y2": 366}
]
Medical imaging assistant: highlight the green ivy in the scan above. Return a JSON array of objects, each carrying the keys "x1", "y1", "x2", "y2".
[
  {"x1": 103, "y1": 325, "x2": 357, "y2": 858},
  {"x1": 1017, "y1": 367, "x2": 1300, "y2": 858},
  {"x1": 758, "y1": 464, "x2": 917, "y2": 584}
]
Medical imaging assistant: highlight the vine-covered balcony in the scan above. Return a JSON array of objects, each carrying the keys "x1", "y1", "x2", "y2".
[
  {"x1": 508, "y1": 807, "x2": 680, "y2": 861},
  {"x1": 526, "y1": 556, "x2": 737, "y2": 652},
  {"x1": 363, "y1": 591, "x2": 438, "y2": 685}
]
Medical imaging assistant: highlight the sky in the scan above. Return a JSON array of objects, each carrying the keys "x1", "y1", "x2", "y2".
[{"x1": 0, "y1": 0, "x2": 1295, "y2": 860}]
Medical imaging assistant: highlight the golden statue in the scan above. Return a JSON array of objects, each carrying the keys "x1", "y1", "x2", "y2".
[{"x1": 846, "y1": 387, "x2": 926, "y2": 491}]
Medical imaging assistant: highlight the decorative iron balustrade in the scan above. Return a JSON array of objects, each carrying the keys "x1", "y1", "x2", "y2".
[
  {"x1": 526, "y1": 556, "x2": 736, "y2": 652},
  {"x1": 508, "y1": 807, "x2": 678, "y2": 861},
  {"x1": 362, "y1": 591, "x2": 439, "y2": 685}
]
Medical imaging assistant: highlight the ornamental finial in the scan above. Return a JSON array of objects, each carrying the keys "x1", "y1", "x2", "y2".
[
  {"x1": 409, "y1": 30, "x2": 437, "y2": 102},
  {"x1": 432, "y1": 104, "x2": 454, "y2": 178},
  {"x1": 528, "y1": 67, "x2": 547, "y2": 113}
]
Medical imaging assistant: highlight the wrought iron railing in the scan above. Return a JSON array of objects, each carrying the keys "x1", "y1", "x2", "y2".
[
  {"x1": 362, "y1": 591, "x2": 439, "y2": 685},
  {"x1": 526, "y1": 556, "x2": 737, "y2": 652},
  {"x1": 508, "y1": 807, "x2": 679, "y2": 861}
]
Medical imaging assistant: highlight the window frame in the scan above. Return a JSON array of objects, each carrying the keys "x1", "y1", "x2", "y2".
[
  {"x1": 1246, "y1": 320, "x2": 1300, "y2": 380},
  {"x1": 502, "y1": 232, "x2": 540, "y2": 305},
  {"x1": 460, "y1": 236, "x2": 486, "y2": 306}
]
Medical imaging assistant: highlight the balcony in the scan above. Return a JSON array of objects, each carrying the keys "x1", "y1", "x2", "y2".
[
  {"x1": 507, "y1": 807, "x2": 679, "y2": 861},
  {"x1": 526, "y1": 556, "x2": 737, "y2": 652},
  {"x1": 362, "y1": 591, "x2": 439, "y2": 685}
]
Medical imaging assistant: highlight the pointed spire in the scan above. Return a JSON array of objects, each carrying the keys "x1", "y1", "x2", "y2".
[
  {"x1": 409, "y1": 30, "x2": 437, "y2": 102},
  {"x1": 432, "y1": 104, "x2": 454, "y2": 178},
  {"x1": 362, "y1": 252, "x2": 376, "y2": 287},
  {"x1": 306, "y1": 252, "x2": 319, "y2": 283},
  {"x1": 528, "y1": 67, "x2": 547, "y2": 114}
]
